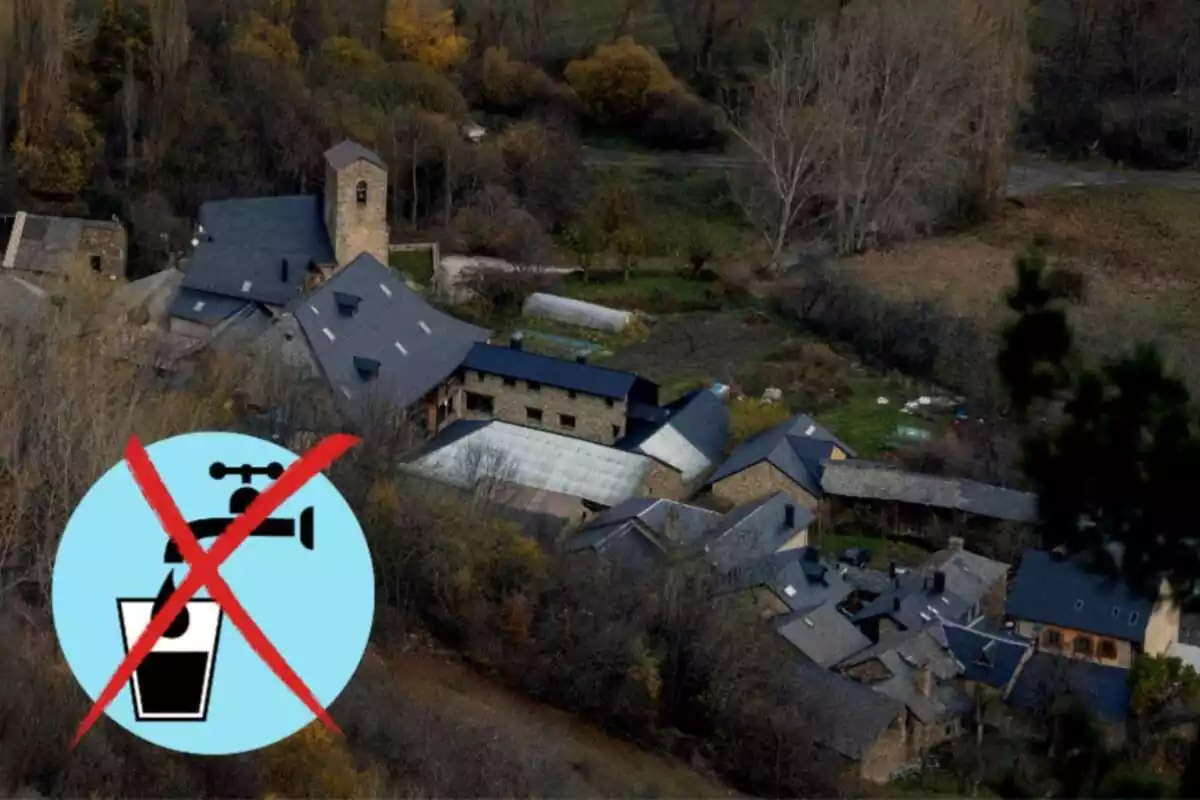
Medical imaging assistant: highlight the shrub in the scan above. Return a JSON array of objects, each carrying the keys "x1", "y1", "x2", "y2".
[
  {"x1": 639, "y1": 90, "x2": 727, "y2": 151},
  {"x1": 496, "y1": 122, "x2": 591, "y2": 230},
  {"x1": 564, "y1": 37, "x2": 680, "y2": 128},
  {"x1": 451, "y1": 185, "x2": 552, "y2": 265},
  {"x1": 259, "y1": 723, "x2": 376, "y2": 798},
  {"x1": 477, "y1": 46, "x2": 580, "y2": 123}
]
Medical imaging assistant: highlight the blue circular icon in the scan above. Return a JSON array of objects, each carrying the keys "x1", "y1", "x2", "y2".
[{"x1": 51, "y1": 432, "x2": 374, "y2": 755}]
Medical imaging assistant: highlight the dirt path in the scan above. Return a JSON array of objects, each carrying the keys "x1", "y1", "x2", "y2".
[
  {"x1": 584, "y1": 147, "x2": 1200, "y2": 197},
  {"x1": 379, "y1": 648, "x2": 738, "y2": 799}
]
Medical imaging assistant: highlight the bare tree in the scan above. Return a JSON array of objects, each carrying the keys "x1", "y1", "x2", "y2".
[
  {"x1": 456, "y1": 440, "x2": 519, "y2": 509},
  {"x1": 724, "y1": 26, "x2": 832, "y2": 272},
  {"x1": 149, "y1": 0, "x2": 191, "y2": 99}
]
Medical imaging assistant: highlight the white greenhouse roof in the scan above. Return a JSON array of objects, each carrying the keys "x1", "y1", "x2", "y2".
[
  {"x1": 634, "y1": 424, "x2": 714, "y2": 482},
  {"x1": 405, "y1": 420, "x2": 652, "y2": 507},
  {"x1": 522, "y1": 292, "x2": 633, "y2": 333}
]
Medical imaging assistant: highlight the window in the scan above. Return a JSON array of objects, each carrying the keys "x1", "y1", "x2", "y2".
[
  {"x1": 90, "y1": 255, "x2": 102, "y2": 273},
  {"x1": 356, "y1": 181, "x2": 368, "y2": 205},
  {"x1": 612, "y1": 424, "x2": 622, "y2": 438},
  {"x1": 528, "y1": 381, "x2": 541, "y2": 392},
  {"x1": 1099, "y1": 639, "x2": 1118, "y2": 660},
  {"x1": 559, "y1": 414, "x2": 576, "y2": 430},
  {"x1": 526, "y1": 407, "x2": 543, "y2": 423},
  {"x1": 503, "y1": 377, "x2": 516, "y2": 387},
  {"x1": 605, "y1": 398, "x2": 615, "y2": 408},
  {"x1": 1129, "y1": 611, "x2": 1141, "y2": 625},
  {"x1": 568, "y1": 390, "x2": 577, "y2": 399},
  {"x1": 447, "y1": 395, "x2": 455, "y2": 414},
  {"x1": 436, "y1": 403, "x2": 446, "y2": 426},
  {"x1": 475, "y1": 370, "x2": 486, "y2": 381},
  {"x1": 1043, "y1": 629, "x2": 1062, "y2": 648},
  {"x1": 1073, "y1": 636, "x2": 1093, "y2": 656},
  {"x1": 465, "y1": 392, "x2": 494, "y2": 414},
  {"x1": 1112, "y1": 606, "x2": 1121, "y2": 619}
]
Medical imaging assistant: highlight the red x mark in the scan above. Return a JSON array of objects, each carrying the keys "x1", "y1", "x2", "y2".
[{"x1": 70, "y1": 433, "x2": 360, "y2": 750}]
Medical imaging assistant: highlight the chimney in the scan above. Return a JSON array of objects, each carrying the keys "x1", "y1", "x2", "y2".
[
  {"x1": 932, "y1": 570, "x2": 946, "y2": 594},
  {"x1": 510, "y1": 332, "x2": 524, "y2": 351},
  {"x1": 803, "y1": 547, "x2": 819, "y2": 562},
  {"x1": 893, "y1": 596, "x2": 901, "y2": 612},
  {"x1": 281, "y1": 257, "x2": 289, "y2": 283},
  {"x1": 948, "y1": 536, "x2": 964, "y2": 552},
  {"x1": 784, "y1": 503, "x2": 795, "y2": 529},
  {"x1": 917, "y1": 665, "x2": 932, "y2": 697},
  {"x1": 889, "y1": 561, "x2": 897, "y2": 579}
]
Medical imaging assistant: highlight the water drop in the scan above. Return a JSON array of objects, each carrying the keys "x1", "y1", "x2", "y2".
[{"x1": 153, "y1": 571, "x2": 190, "y2": 639}]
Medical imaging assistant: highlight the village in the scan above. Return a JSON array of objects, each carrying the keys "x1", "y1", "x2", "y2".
[{"x1": 4, "y1": 139, "x2": 1199, "y2": 791}]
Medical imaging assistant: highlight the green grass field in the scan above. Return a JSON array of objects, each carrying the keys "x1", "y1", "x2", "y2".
[{"x1": 389, "y1": 247, "x2": 436, "y2": 285}]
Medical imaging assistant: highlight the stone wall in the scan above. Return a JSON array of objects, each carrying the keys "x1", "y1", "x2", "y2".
[
  {"x1": 461, "y1": 368, "x2": 629, "y2": 445},
  {"x1": 710, "y1": 461, "x2": 821, "y2": 509},
  {"x1": 858, "y1": 716, "x2": 909, "y2": 783},
  {"x1": 324, "y1": 159, "x2": 388, "y2": 267},
  {"x1": 419, "y1": 374, "x2": 466, "y2": 435},
  {"x1": 641, "y1": 459, "x2": 687, "y2": 500},
  {"x1": 75, "y1": 221, "x2": 127, "y2": 279}
]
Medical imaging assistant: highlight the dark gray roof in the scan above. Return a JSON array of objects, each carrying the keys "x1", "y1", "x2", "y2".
[
  {"x1": 714, "y1": 547, "x2": 853, "y2": 612},
  {"x1": 942, "y1": 622, "x2": 1030, "y2": 690},
  {"x1": 703, "y1": 491, "x2": 816, "y2": 571},
  {"x1": 820, "y1": 460, "x2": 1039, "y2": 524},
  {"x1": 0, "y1": 274, "x2": 50, "y2": 328},
  {"x1": 462, "y1": 343, "x2": 657, "y2": 402},
  {"x1": 169, "y1": 287, "x2": 256, "y2": 325},
  {"x1": 841, "y1": 565, "x2": 894, "y2": 596},
  {"x1": 180, "y1": 195, "x2": 334, "y2": 306},
  {"x1": 924, "y1": 548, "x2": 1010, "y2": 607},
  {"x1": 706, "y1": 414, "x2": 854, "y2": 495},
  {"x1": 851, "y1": 570, "x2": 976, "y2": 631},
  {"x1": 1005, "y1": 549, "x2": 1154, "y2": 644},
  {"x1": 1008, "y1": 652, "x2": 1131, "y2": 723},
  {"x1": 785, "y1": 661, "x2": 905, "y2": 761},
  {"x1": 776, "y1": 604, "x2": 872, "y2": 667},
  {"x1": 293, "y1": 253, "x2": 488, "y2": 415},
  {"x1": 325, "y1": 140, "x2": 387, "y2": 171},
  {"x1": 564, "y1": 498, "x2": 719, "y2": 557},
  {"x1": 621, "y1": 389, "x2": 730, "y2": 482}
]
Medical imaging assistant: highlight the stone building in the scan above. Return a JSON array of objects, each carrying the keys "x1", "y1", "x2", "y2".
[
  {"x1": 323, "y1": 141, "x2": 389, "y2": 267},
  {"x1": 1005, "y1": 548, "x2": 1180, "y2": 670},
  {"x1": 702, "y1": 414, "x2": 853, "y2": 509},
  {"x1": 1, "y1": 211, "x2": 127, "y2": 282},
  {"x1": 459, "y1": 334, "x2": 660, "y2": 446},
  {"x1": 168, "y1": 140, "x2": 388, "y2": 341}
]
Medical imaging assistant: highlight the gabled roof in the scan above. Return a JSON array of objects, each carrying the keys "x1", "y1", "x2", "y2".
[
  {"x1": 404, "y1": 419, "x2": 653, "y2": 507},
  {"x1": 1007, "y1": 652, "x2": 1131, "y2": 723},
  {"x1": 714, "y1": 547, "x2": 853, "y2": 612},
  {"x1": 706, "y1": 413, "x2": 854, "y2": 496},
  {"x1": 820, "y1": 460, "x2": 1039, "y2": 524},
  {"x1": 325, "y1": 140, "x2": 387, "y2": 171},
  {"x1": 461, "y1": 342, "x2": 657, "y2": 402},
  {"x1": 703, "y1": 491, "x2": 815, "y2": 571},
  {"x1": 851, "y1": 570, "x2": 975, "y2": 631},
  {"x1": 785, "y1": 661, "x2": 906, "y2": 762},
  {"x1": 564, "y1": 498, "x2": 719, "y2": 556},
  {"x1": 924, "y1": 548, "x2": 1010, "y2": 607},
  {"x1": 293, "y1": 253, "x2": 488, "y2": 415},
  {"x1": 621, "y1": 389, "x2": 730, "y2": 482},
  {"x1": 1005, "y1": 549, "x2": 1154, "y2": 644},
  {"x1": 180, "y1": 194, "x2": 334, "y2": 308},
  {"x1": 942, "y1": 622, "x2": 1031, "y2": 690},
  {"x1": 776, "y1": 604, "x2": 872, "y2": 668}
]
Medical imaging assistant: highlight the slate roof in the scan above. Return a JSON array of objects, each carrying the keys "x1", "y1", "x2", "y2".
[
  {"x1": 10, "y1": 215, "x2": 82, "y2": 274},
  {"x1": 820, "y1": 460, "x2": 1039, "y2": 524},
  {"x1": 293, "y1": 253, "x2": 487, "y2": 415},
  {"x1": 703, "y1": 491, "x2": 816, "y2": 571},
  {"x1": 776, "y1": 603, "x2": 872, "y2": 668},
  {"x1": 462, "y1": 342, "x2": 658, "y2": 402},
  {"x1": 325, "y1": 140, "x2": 387, "y2": 171},
  {"x1": 563, "y1": 498, "x2": 719, "y2": 555},
  {"x1": 1008, "y1": 652, "x2": 1131, "y2": 722},
  {"x1": 180, "y1": 194, "x2": 334, "y2": 310},
  {"x1": 1005, "y1": 549, "x2": 1154, "y2": 644},
  {"x1": 404, "y1": 419, "x2": 654, "y2": 507},
  {"x1": 785, "y1": 660, "x2": 905, "y2": 761},
  {"x1": 621, "y1": 389, "x2": 730, "y2": 482},
  {"x1": 925, "y1": 548, "x2": 1010, "y2": 607},
  {"x1": 851, "y1": 570, "x2": 976, "y2": 632},
  {"x1": 714, "y1": 547, "x2": 853, "y2": 612},
  {"x1": 706, "y1": 414, "x2": 854, "y2": 497},
  {"x1": 942, "y1": 622, "x2": 1031, "y2": 690}
]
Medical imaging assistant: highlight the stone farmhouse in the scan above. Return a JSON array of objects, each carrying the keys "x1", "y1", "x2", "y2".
[{"x1": 1, "y1": 210, "x2": 127, "y2": 283}]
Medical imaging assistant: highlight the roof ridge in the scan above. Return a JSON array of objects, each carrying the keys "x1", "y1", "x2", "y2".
[{"x1": 472, "y1": 341, "x2": 641, "y2": 378}]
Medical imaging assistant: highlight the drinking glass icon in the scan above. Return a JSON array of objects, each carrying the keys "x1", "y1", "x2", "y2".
[{"x1": 117, "y1": 598, "x2": 223, "y2": 721}]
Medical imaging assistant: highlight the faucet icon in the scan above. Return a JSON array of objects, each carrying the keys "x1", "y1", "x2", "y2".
[{"x1": 163, "y1": 461, "x2": 315, "y2": 563}]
